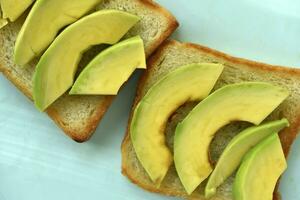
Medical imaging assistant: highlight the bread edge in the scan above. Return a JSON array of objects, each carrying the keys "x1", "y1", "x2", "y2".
[{"x1": 121, "y1": 39, "x2": 300, "y2": 199}]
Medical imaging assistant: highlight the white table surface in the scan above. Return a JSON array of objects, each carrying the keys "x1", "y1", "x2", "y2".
[{"x1": 1, "y1": 0, "x2": 300, "y2": 199}]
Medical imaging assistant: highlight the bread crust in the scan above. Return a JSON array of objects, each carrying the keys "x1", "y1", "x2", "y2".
[
  {"x1": 0, "y1": 0, "x2": 178, "y2": 142},
  {"x1": 122, "y1": 40, "x2": 300, "y2": 200},
  {"x1": 46, "y1": 96, "x2": 115, "y2": 142}
]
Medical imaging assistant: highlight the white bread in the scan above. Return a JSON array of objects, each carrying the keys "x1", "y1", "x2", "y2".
[{"x1": 122, "y1": 40, "x2": 300, "y2": 200}]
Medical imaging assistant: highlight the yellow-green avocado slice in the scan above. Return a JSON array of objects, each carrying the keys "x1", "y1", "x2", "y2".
[
  {"x1": 70, "y1": 36, "x2": 146, "y2": 95},
  {"x1": 233, "y1": 133, "x2": 287, "y2": 200},
  {"x1": 14, "y1": 0, "x2": 103, "y2": 65},
  {"x1": 33, "y1": 10, "x2": 139, "y2": 111},
  {"x1": 0, "y1": 0, "x2": 34, "y2": 22},
  {"x1": 174, "y1": 82, "x2": 289, "y2": 194},
  {"x1": 205, "y1": 118, "x2": 289, "y2": 198},
  {"x1": 131, "y1": 63, "x2": 224, "y2": 185}
]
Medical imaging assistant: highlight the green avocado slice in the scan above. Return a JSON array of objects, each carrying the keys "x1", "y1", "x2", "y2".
[
  {"x1": 174, "y1": 82, "x2": 289, "y2": 194},
  {"x1": 70, "y1": 36, "x2": 146, "y2": 95},
  {"x1": 131, "y1": 63, "x2": 224, "y2": 185},
  {"x1": 233, "y1": 133, "x2": 287, "y2": 200},
  {"x1": 0, "y1": 0, "x2": 34, "y2": 22},
  {"x1": 33, "y1": 10, "x2": 139, "y2": 111},
  {"x1": 14, "y1": 0, "x2": 103, "y2": 66},
  {"x1": 205, "y1": 118, "x2": 289, "y2": 198}
]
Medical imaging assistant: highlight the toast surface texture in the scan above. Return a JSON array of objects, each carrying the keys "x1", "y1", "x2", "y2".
[
  {"x1": 122, "y1": 40, "x2": 300, "y2": 200},
  {"x1": 0, "y1": 0, "x2": 178, "y2": 142}
]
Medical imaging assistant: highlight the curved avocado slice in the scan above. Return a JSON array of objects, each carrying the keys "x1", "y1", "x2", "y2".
[
  {"x1": 174, "y1": 82, "x2": 289, "y2": 194},
  {"x1": 70, "y1": 36, "x2": 146, "y2": 95},
  {"x1": 205, "y1": 118, "x2": 289, "y2": 198},
  {"x1": 14, "y1": 0, "x2": 103, "y2": 65},
  {"x1": 233, "y1": 133, "x2": 287, "y2": 200},
  {"x1": 33, "y1": 10, "x2": 139, "y2": 111},
  {"x1": 0, "y1": 0, "x2": 34, "y2": 22},
  {"x1": 131, "y1": 63, "x2": 224, "y2": 185}
]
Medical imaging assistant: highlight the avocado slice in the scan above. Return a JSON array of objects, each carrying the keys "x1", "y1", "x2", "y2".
[
  {"x1": 174, "y1": 82, "x2": 289, "y2": 194},
  {"x1": 131, "y1": 63, "x2": 224, "y2": 185},
  {"x1": 14, "y1": 0, "x2": 103, "y2": 66},
  {"x1": 205, "y1": 118, "x2": 289, "y2": 198},
  {"x1": 233, "y1": 133, "x2": 287, "y2": 200},
  {"x1": 33, "y1": 10, "x2": 139, "y2": 111},
  {"x1": 70, "y1": 36, "x2": 146, "y2": 95},
  {"x1": 0, "y1": 0, "x2": 34, "y2": 22}
]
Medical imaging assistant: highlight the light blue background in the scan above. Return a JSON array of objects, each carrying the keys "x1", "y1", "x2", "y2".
[{"x1": 1, "y1": 0, "x2": 300, "y2": 199}]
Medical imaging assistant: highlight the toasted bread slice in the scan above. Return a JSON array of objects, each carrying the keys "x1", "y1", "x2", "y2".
[
  {"x1": 0, "y1": 0, "x2": 178, "y2": 142},
  {"x1": 122, "y1": 40, "x2": 300, "y2": 200}
]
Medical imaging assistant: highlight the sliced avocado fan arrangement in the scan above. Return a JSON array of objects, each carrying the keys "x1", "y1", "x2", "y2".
[
  {"x1": 7, "y1": 0, "x2": 147, "y2": 111},
  {"x1": 131, "y1": 64, "x2": 289, "y2": 199},
  {"x1": 31, "y1": 10, "x2": 142, "y2": 111},
  {"x1": 0, "y1": 0, "x2": 293, "y2": 199}
]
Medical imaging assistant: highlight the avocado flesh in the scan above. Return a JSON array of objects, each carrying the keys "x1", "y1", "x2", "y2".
[
  {"x1": 0, "y1": 0, "x2": 34, "y2": 22},
  {"x1": 131, "y1": 63, "x2": 224, "y2": 185},
  {"x1": 233, "y1": 133, "x2": 287, "y2": 200},
  {"x1": 0, "y1": 18, "x2": 6, "y2": 28},
  {"x1": 174, "y1": 82, "x2": 289, "y2": 195},
  {"x1": 70, "y1": 36, "x2": 146, "y2": 95},
  {"x1": 33, "y1": 10, "x2": 139, "y2": 111},
  {"x1": 0, "y1": 9, "x2": 7, "y2": 28},
  {"x1": 14, "y1": 0, "x2": 103, "y2": 65},
  {"x1": 205, "y1": 118, "x2": 289, "y2": 198}
]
